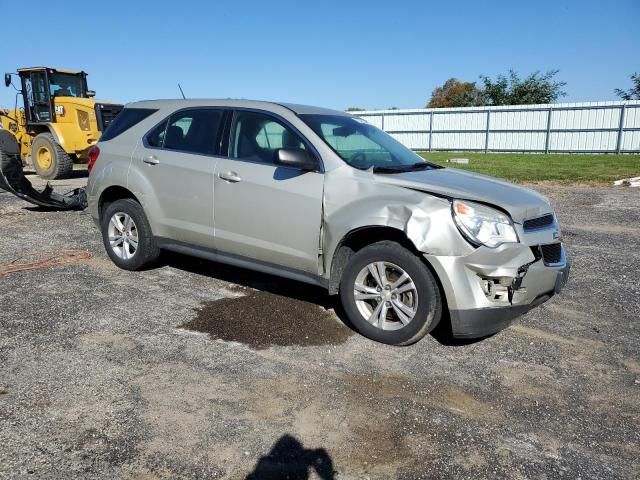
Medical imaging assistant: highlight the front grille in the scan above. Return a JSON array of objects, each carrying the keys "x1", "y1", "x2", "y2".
[
  {"x1": 523, "y1": 213, "x2": 555, "y2": 231},
  {"x1": 95, "y1": 103, "x2": 124, "y2": 131},
  {"x1": 539, "y1": 243, "x2": 563, "y2": 265}
]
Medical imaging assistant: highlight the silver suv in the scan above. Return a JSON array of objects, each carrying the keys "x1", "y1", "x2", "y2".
[{"x1": 87, "y1": 100, "x2": 569, "y2": 345}]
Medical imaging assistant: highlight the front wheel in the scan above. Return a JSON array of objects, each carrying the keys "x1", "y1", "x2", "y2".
[
  {"x1": 339, "y1": 241, "x2": 442, "y2": 346},
  {"x1": 30, "y1": 133, "x2": 73, "y2": 180}
]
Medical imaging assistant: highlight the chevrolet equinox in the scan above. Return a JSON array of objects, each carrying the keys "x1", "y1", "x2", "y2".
[{"x1": 87, "y1": 100, "x2": 570, "y2": 345}]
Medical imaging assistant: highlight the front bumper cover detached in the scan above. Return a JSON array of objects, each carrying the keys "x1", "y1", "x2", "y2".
[
  {"x1": 426, "y1": 242, "x2": 571, "y2": 339},
  {"x1": 0, "y1": 154, "x2": 87, "y2": 210}
]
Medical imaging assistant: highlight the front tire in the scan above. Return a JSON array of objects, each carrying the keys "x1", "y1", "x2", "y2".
[
  {"x1": 100, "y1": 198, "x2": 160, "y2": 271},
  {"x1": 339, "y1": 241, "x2": 442, "y2": 346},
  {"x1": 30, "y1": 133, "x2": 73, "y2": 180}
]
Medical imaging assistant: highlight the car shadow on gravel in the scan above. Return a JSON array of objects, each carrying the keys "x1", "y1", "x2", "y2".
[{"x1": 161, "y1": 251, "x2": 485, "y2": 348}]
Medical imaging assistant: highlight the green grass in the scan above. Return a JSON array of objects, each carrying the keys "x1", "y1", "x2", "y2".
[{"x1": 418, "y1": 152, "x2": 640, "y2": 183}]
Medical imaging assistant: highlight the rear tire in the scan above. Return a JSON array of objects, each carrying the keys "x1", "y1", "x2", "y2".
[
  {"x1": 100, "y1": 198, "x2": 160, "y2": 271},
  {"x1": 339, "y1": 241, "x2": 442, "y2": 346},
  {"x1": 30, "y1": 133, "x2": 73, "y2": 180}
]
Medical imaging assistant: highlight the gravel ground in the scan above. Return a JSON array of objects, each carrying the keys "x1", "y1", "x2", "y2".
[{"x1": 1, "y1": 173, "x2": 639, "y2": 479}]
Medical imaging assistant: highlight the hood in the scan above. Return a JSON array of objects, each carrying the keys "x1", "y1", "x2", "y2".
[{"x1": 374, "y1": 168, "x2": 552, "y2": 223}]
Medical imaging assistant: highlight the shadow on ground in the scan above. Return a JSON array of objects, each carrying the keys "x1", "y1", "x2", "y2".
[
  {"x1": 25, "y1": 169, "x2": 89, "y2": 179},
  {"x1": 246, "y1": 435, "x2": 335, "y2": 480},
  {"x1": 164, "y1": 251, "x2": 484, "y2": 348}
]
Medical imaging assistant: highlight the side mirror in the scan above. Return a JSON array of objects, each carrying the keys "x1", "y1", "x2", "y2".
[
  {"x1": 275, "y1": 148, "x2": 317, "y2": 171},
  {"x1": 4, "y1": 74, "x2": 11, "y2": 88},
  {"x1": 86, "y1": 90, "x2": 96, "y2": 97}
]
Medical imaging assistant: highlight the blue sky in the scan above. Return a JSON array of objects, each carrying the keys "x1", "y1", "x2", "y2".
[{"x1": 1, "y1": 0, "x2": 638, "y2": 110}]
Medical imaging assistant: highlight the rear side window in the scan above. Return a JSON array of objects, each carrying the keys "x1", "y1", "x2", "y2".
[
  {"x1": 161, "y1": 109, "x2": 225, "y2": 155},
  {"x1": 100, "y1": 108, "x2": 157, "y2": 142}
]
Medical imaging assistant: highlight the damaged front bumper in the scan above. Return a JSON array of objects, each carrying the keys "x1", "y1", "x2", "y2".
[{"x1": 425, "y1": 242, "x2": 570, "y2": 338}]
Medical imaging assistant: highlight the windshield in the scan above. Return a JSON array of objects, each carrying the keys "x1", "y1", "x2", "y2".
[
  {"x1": 300, "y1": 114, "x2": 441, "y2": 172},
  {"x1": 49, "y1": 72, "x2": 85, "y2": 98}
]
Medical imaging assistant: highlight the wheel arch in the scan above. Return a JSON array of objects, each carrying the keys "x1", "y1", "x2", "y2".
[
  {"x1": 328, "y1": 226, "x2": 440, "y2": 295},
  {"x1": 42, "y1": 124, "x2": 64, "y2": 149},
  {"x1": 98, "y1": 185, "x2": 141, "y2": 218}
]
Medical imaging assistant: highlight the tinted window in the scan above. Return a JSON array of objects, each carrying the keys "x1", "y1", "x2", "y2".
[
  {"x1": 101, "y1": 108, "x2": 157, "y2": 142},
  {"x1": 231, "y1": 111, "x2": 306, "y2": 164},
  {"x1": 163, "y1": 109, "x2": 224, "y2": 155}
]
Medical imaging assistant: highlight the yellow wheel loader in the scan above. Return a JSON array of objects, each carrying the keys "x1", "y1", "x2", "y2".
[{"x1": 0, "y1": 67, "x2": 122, "y2": 180}]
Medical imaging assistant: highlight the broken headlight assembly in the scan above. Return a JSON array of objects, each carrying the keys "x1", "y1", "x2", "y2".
[{"x1": 452, "y1": 199, "x2": 518, "y2": 248}]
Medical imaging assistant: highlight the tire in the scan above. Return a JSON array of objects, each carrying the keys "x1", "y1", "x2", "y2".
[
  {"x1": 339, "y1": 241, "x2": 442, "y2": 346},
  {"x1": 30, "y1": 133, "x2": 73, "y2": 180},
  {"x1": 0, "y1": 147, "x2": 12, "y2": 171},
  {"x1": 100, "y1": 198, "x2": 160, "y2": 271}
]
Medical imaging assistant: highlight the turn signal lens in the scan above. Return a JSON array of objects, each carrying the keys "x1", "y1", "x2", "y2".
[{"x1": 87, "y1": 146, "x2": 100, "y2": 173}]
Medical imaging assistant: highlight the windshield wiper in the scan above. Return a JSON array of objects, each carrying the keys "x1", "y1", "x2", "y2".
[{"x1": 373, "y1": 162, "x2": 435, "y2": 174}]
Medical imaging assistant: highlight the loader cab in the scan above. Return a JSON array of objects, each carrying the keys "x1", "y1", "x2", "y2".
[{"x1": 17, "y1": 67, "x2": 90, "y2": 125}]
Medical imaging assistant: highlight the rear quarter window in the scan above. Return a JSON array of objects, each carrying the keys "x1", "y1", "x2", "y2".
[{"x1": 100, "y1": 108, "x2": 157, "y2": 142}]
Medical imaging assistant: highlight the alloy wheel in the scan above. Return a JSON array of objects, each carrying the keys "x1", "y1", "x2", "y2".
[
  {"x1": 353, "y1": 261, "x2": 419, "y2": 331},
  {"x1": 107, "y1": 212, "x2": 139, "y2": 260}
]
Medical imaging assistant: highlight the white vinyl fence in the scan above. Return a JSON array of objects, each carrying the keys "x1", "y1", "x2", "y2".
[{"x1": 354, "y1": 100, "x2": 640, "y2": 153}]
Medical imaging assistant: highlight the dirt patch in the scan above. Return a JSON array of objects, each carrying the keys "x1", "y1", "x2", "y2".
[
  {"x1": 620, "y1": 357, "x2": 640, "y2": 374},
  {"x1": 496, "y1": 363, "x2": 559, "y2": 400},
  {"x1": 0, "y1": 206, "x2": 26, "y2": 217},
  {"x1": 179, "y1": 290, "x2": 353, "y2": 349},
  {"x1": 0, "y1": 249, "x2": 91, "y2": 277}
]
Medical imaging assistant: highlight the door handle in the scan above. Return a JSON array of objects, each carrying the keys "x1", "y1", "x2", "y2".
[
  {"x1": 143, "y1": 155, "x2": 160, "y2": 165},
  {"x1": 219, "y1": 171, "x2": 241, "y2": 183}
]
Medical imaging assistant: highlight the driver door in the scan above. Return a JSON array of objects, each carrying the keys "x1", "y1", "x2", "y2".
[
  {"x1": 24, "y1": 71, "x2": 53, "y2": 123},
  {"x1": 213, "y1": 110, "x2": 324, "y2": 274}
]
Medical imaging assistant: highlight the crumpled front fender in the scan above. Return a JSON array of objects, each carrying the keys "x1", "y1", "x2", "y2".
[{"x1": 322, "y1": 167, "x2": 474, "y2": 280}]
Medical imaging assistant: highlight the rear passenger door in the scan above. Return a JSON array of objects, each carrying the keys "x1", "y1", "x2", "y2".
[
  {"x1": 213, "y1": 110, "x2": 324, "y2": 274},
  {"x1": 133, "y1": 108, "x2": 226, "y2": 248}
]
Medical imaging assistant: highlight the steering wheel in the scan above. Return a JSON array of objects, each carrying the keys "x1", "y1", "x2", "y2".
[{"x1": 349, "y1": 152, "x2": 368, "y2": 169}]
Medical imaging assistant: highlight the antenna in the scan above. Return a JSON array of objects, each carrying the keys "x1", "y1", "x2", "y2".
[{"x1": 177, "y1": 83, "x2": 186, "y2": 99}]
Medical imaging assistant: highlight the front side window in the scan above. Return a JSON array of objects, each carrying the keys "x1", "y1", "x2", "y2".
[
  {"x1": 163, "y1": 109, "x2": 225, "y2": 155},
  {"x1": 231, "y1": 111, "x2": 306, "y2": 164},
  {"x1": 300, "y1": 114, "x2": 440, "y2": 173}
]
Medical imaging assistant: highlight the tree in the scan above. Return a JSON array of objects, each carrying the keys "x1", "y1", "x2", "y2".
[
  {"x1": 614, "y1": 73, "x2": 640, "y2": 100},
  {"x1": 479, "y1": 70, "x2": 566, "y2": 105},
  {"x1": 427, "y1": 78, "x2": 484, "y2": 108},
  {"x1": 346, "y1": 107, "x2": 364, "y2": 112}
]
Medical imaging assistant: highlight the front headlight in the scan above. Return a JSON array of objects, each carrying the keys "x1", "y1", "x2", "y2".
[{"x1": 452, "y1": 199, "x2": 518, "y2": 248}]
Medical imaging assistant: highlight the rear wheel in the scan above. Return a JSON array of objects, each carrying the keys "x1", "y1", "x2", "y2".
[
  {"x1": 30, "y1": 133, "x2": 73, "y2": 180},
  {"x1": 100, "y1": 198, "x2": 160, "y2": 270},
  {"x1": 339, "y1": 241, "x2": 442, "y2": 345}
]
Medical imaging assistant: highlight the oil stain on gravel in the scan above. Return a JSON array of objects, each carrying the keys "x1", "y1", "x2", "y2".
[{"x1": 180, "y1": 289, "x2": 353, "y2": 349}]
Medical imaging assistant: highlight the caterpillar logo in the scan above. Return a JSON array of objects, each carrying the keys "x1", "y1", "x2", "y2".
[{"x1": 55, "y1": 105, "x2": 65, "y2": 116}]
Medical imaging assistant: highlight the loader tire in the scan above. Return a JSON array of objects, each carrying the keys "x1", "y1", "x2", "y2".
[{"x1": 30, "y1": 133, "x2": 73, "y2": 180}]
